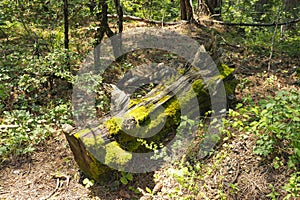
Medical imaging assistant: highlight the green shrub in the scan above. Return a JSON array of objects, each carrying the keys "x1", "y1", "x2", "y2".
[
  {"x1": 119, "y1": 0, "x2": 179, "y2": 21},
  {"x1": 0, "y1": 110, "x2": 55, "y2": 158},
  {"x1": 251, "y1": 89, "x2": 300, "y2": 169}
]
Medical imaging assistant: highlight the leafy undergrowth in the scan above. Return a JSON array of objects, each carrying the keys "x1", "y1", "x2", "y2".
[
  {"x1": 1, "y1": 21, "x2": 300, "y2": 200},
  {"x1": 148, "y1": 88, "x2": 299, "y2": 200}
]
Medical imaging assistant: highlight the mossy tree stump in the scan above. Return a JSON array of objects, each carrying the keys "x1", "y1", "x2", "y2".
[{"x1": 65, "y1": 53, "x2": 237, "y2": 182}]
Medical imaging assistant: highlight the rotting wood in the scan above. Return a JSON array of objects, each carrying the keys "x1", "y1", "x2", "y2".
[{"x1": 65, "y1": 48, "x2": 237, "y2": 182}]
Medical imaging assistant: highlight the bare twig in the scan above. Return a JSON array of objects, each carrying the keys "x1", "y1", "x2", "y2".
[
  {"x1": 231, "y1": 162, "x2": 240, "y2": 184},
  {"x1": 42, "y1": 178, "x2": 60, "y2": 200},
  {"x1": 27, "y1": 163, "x2": 31, "y2": 175}
]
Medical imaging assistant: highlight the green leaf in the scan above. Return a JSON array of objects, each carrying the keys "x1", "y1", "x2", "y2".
[
  {"x1": 145, "y1": 187, "x2": 152, "y2": 194},
  {"x1": 126, "y1": 173, "x2": 133, "y2": 181},
  {"x1": 120, "y1": 176, "x2": 128, "y2": 185}
]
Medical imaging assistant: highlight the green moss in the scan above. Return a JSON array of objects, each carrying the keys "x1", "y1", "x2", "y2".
[
  {"x1": 74, "y1": 130, "x2": 132, "y2": 180},
  {"x1": 181, "y1": 79, "x2": 211, "y2": 114},
  {"x1": 128, "y1": 106, "x2": 150, "y2": 124},
  {"x1": 218, "y1": 63, "x2": 235, "y2": 78},
  {"x1": 74, "y1": 128, "x2": 91, "y2": 139},
  {"x1": 158, "y1": 94, "x2": 171, "y2": 104},
  {"x1": 68, "y1": 62, "x2": 237, "y2": 183},
  {"x1": 123, "y1": 139, "x2": 141, "y2": 151},
  {"x1": 218, "y1": 64, "x2": 237, "y2": 96},
  {"x1": 81, "y1": 134, "x2": 105, "y2": 147},
  {"x1": 67, "y1": 132, "x2": 112, "y2": 182},
  {"x1": 129, "y1": 96, "x2": 153, "y2": 108},
  {"x1": 105, "y1": 141, "x2": 132, "y2": 167},
  {"x1": 178, "y1": 68, "x2": 185, "y2": 75},
  {"x1": 88, "y1": 152, "x2": 110, "y2": 180},
  {"x1": 164, "y1": 99, "x2": 180, "y2": 117},
  {"x1": 224, "y1": 80, "x2": 237, "y2": 96},
  {"x1": 145, "y1": 98, "x2": 181, "y2": 140},
  {"x1": 188, "y1": 79, "x2": 207, "y2": 100},
  {"x1": 129, "y1": 99, "x2": 143, "y2": 108},
  {"x1": 192, "y1": 79, "x2": 205, "y2": 96},
  {"x1": 104, "y1": 117, "x2": 123, "y2": 135},
  {"x1": 147, "y1": 112, "x2": 166, "y2": 133}
]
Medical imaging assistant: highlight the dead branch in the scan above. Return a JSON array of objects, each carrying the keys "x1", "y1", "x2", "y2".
[
  {"x1": 202, "y1": 18, "x2": 300, "y2": 27},
  {"x1": 108, "y1": 14, "x2": 188, "y2": 25}
]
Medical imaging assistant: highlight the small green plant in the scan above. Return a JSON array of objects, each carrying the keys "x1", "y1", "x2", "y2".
[
  {"x1": 229, "y1": 183, "x2": 240, "y2": 195},
  {"x1": 120, "y1": 172, "x2": 133, "y2": 185},
  {"x1": 266, "y1": 184, "x2": 280, "y2": 200},
  {"x1": 128, "y1": 186, "x2": 140, "y2": 194},
  {"x1": 82, "y1": 178, "x2": 94, "y2": 188},
  {"x1": 263, "y1": 74, "x2": 278, "y2": 87},
  {"x1": 45, "y1": 101, "x2": 73, "y2": 126},
  {"x1": 167, "y1": 166, "x2": 190, "y2": 186},
  {"x1": 272, "y1": 156, "x2": 284, "y2": 169},
  {"x1": 166, "y1": 156, "x2": 200, "y2": 193},
  {"x1": 282, "y1": 172, "x2": 300, "y2": 199},
  {"x1": 0, "y1": 73, "x2": 12, "y2": 112},
  {"x1": 145, "y1": 187, "x2": 153, "y2": 195},
  {"x1": 237, "y1": 78, "x2": 251, "y2": 91}
]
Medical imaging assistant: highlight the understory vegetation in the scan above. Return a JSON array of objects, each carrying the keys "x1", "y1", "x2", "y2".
[
  {"x1": 0, "y1": 0, "x2": 299, "y2": 199},
  {"x1": 155, "y1": 88, "x2": 300, "y2": 199}
]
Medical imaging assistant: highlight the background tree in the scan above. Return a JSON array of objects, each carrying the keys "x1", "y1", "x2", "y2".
[
  {"x1": 180, "y1": 0, "x2": 194, "y2": 21},
  {"x1": 89, "y1": 0, "x2": 123, "y2": 62},
  {"x1": 197, "y1": 0, "x2": 222, "y2": 17}
]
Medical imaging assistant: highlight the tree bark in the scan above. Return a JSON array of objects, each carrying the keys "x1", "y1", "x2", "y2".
[
  {"x1": 281, "y1": 0, "x2": 299, "y2": 36},
  {"x1": 198, "y1": 0, "x2": 222, "y2": 17},
  {"x1": 114, "y1": 0, "x2": 123, "y2": 33},
  {"x1": 180, "y1": 0, "x2": 194, "y2": 21},
  {"x1": 284, "y1": 0, "x2": 299, "y2": 18},
  {"x1": 113, "y1": 0, "x2": 123, "y2": 60},
  {"x1": 92, "y1": 0, "x2": 123, "y2": 65},
  {"x1": 63, "y1": 0, "x2": 69, "y2": 51},
  {"x1": 63, "y1": 0, "x2": 73, "y2": 89}
]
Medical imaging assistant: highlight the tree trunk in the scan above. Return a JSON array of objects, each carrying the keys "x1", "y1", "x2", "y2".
[
  {"x1": 63, "y1": 0, "x2": 69, "y2": 51},
  {"x1": 255, "y1": 0, "x2": 299, "y2": 20},
  {"x1": 65, "y1": 49, "x2": 237, "y2": 181},
  {"x1": 198, "y1": 0, "x2": 222, "y2": 17},
  {"x1": 255, "y1": 0, "x2": 299, "y2": 36},
  {"x1": 254, "y1": 0, "x2": 268, "y2": 21},
  {"x1": 63, "y1": 0, "x2": 72, "y2": 89},
  {"x1": 281, "y1": 0, "x2": 299, "y2": 36},
  {"x1": 113, "y1": 0, "x2": 123, "y2": 60},
  {"x1": 180, "y1": 0, "x2": 194, "y2": 21},
  {"x1": 114, "y1": 0, "x2": 123, "y2": 33},
  {"x1": 92, "y1": 0, "x2": 123, "y2": 65},
  {"x1": 180, "y1": 0, "x2": 187, "y2": 20}
]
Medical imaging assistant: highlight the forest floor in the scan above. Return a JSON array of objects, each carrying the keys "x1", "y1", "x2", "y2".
[{"x1": 0, "y1": 23, "x2": 299, "y2": 200}]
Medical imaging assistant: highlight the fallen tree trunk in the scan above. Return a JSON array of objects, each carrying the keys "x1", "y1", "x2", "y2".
[{"x1": 64, "y1": 48, "x2": 237, "y2": 182}]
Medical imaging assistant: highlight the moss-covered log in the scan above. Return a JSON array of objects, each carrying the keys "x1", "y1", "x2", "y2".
[{"x1": 65, "y1": 59, "x2": 237, "y2": 182}]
